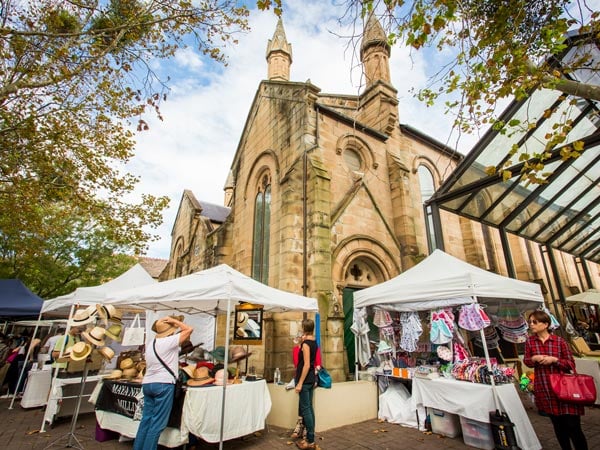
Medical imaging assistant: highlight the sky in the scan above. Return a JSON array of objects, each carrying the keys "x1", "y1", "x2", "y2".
[{"x1": 127, "y1": 0, "x2": 480, "y2": 259}]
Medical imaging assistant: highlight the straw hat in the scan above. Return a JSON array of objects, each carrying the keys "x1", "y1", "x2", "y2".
[
  {"x1": 181, "y1": 364, "x2": 196, "y2": 379},
  {"x1": 135, "y1": 361, "x2": 146, "y2": 376},
  {"x1": 97, "y1": 346, "x2": 115, "y2": 361},
  {"x1": 187, "y1": 366, "x2": 215, "y2": 387},
  {"x1": 120, "y1": 357, "x2": 135, "y2": 370},
  {"x1": 122, "y1": 367, "x2": 138, "y2": 379},
  {"x1": 68, "y1": 305, "x2": 97, "y2": 327},
  {"x1": 104, "y1": 369, "x2": 123, "y2": 380},
  {"x1": 69, "y1": 341, "x2": 92, "y2": 361},
  {"x1": 152, "y1": 315, "x2": 184, "y2": 338},
  {"x1": 82, "y1": 326, "x2": 106, "y2": 346},
  {"x1": 96, "y1": 304, "x2": 123, "y2": 326},
  {"x1": 230, "y1": 345, "x2": 253, "y2": 363},
  {"x1": 105, "y1": 323, "x2": 123, "y2": 342}
]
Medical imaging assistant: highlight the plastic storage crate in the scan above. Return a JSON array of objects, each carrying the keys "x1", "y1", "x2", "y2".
[
  {"x1": 430, "y1": 409, "x2": 461, "y2": 438},
  {"x1": 459, "y1": 416, "x2": 495, "y2": 449}
]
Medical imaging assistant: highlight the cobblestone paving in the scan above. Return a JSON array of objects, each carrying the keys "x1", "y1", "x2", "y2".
[{"x1": 1, "y1": 390, "x2": 599, "y2": 449}]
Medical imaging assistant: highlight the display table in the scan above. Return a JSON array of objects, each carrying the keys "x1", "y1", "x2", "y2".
[
  {"x1": 183, "y1": 379, "x2": 271, "y2": 443},
  {"x1": 412, "y1": 377, "x2": 541, "y2": 450},
  {"x1": 21, "y1": 369, "x2": 52, "y2": 408},
  {"x1": 95, "y1": 379, "x2": 187, "y2": 448}
]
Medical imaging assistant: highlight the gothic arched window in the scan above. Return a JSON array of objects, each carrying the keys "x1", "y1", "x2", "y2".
[
  {"x1": 252, "y1": 174, "x2": 271, "y2": 283},
  {"x1": 418, "y1": 165, "x2": 437, "y2": 252}
]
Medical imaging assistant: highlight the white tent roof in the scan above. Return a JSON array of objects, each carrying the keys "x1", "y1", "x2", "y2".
[
  {"x1": 42, "y1": 264, "x2": 156, "y2": 313},
  {"x1": 566, "y1": 289, "x2": 600, "y2": 306},
  {"x1": 104, "y1": 264, "x2": 319, "y2": 313},
  {"x1": 354, "y1": 249, "x2": 544, "y2": 312}
]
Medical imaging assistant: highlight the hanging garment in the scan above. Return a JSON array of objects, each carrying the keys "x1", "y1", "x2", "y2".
[
  {"x1": 399, "y1": 312, "x2": 422, "y2": 352},
  {"x1": 430, "y1": 311, "x2": 453, "y2": 345}
]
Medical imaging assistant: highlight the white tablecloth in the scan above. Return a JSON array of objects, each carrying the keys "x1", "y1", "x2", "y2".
[
  {"x1": 412, "y1": 378, "x2": 541, "y2": 450},
  {"x1": 43, "y1": 374, "x2": 104, "y2": 425},
  {"x1": 96, "y1": 410, "x2": 187, "y2": 448},
  {"x1": 183, "y1": 379, "x2": 272, "y2": 443}
]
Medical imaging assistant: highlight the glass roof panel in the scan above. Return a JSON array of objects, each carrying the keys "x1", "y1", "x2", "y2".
[
  {"x1": 557, "y1": 215, "x2": 600, "y2": 249},
  {"x1": 537, "y1": 203, "x2": 600, "y2": 242}
]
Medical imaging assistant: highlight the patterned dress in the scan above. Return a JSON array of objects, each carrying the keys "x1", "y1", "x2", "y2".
[{"x1": 523, "y1": 333, "x2": 584, "y2": 416}]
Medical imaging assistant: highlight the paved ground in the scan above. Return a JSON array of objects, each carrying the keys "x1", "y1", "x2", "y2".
[{"x1": 1, "y1": 390, "x2": 599, "y2": 450}]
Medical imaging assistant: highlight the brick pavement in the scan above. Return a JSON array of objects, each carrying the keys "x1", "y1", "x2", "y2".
[{"x1": 1, "y1": 391, "x2": 599, "y2": 450}]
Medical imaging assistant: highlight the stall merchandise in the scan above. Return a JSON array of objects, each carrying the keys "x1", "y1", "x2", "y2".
[{"x1": 353, "y1": 250, "x2": 544, "y2": 446}]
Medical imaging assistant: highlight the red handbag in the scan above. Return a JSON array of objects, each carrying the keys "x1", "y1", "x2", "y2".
[{"x1": 549, "y1": 370, "x2": 597, "y2": 405}]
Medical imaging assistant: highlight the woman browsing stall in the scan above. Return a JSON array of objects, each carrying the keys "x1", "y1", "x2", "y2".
[
  {"x1": 294, "y1": 319, "x2": 318, "y2": 450},
  {"x1": 523, "y1": 310, "x2": 588, "y2": 450},
  {"x1": 133, "y1": 316, "x2": 193, "y2": 450}
]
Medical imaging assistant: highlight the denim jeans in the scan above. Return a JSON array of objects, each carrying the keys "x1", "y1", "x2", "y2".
[
  {"x1": 133, "y1": 383, "x2": 174, "y2": 450},
  {"x1": 298, "y1": 382, "x2": 315, "y2": 443}
]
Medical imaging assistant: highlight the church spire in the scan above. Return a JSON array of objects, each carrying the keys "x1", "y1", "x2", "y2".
[
  {"x1": 266, "y1": 18, "x2": 292, "y2": 81},
  {"x1": 360, "y1": 14, "x2": 391, "y2": 87}
]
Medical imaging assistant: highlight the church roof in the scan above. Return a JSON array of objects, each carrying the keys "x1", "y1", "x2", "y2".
[
  {"x1": 137, "y1": 257, "x2": 168, "y2": 279},
  {"x1": 199, "y1": 201, "x2": 230, "y2": 223},
  {"x1": 266, "y1": 17, "x2": 292, "y2": 60}
]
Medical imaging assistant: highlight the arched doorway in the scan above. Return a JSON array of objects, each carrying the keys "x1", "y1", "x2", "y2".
[{"x1": 341, "y1": 258, "x2": 386, "y2": 376}]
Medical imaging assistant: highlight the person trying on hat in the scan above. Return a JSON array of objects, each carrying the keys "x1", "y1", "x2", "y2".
[
  {"x1": 51, "y1": 327, "x2": 82, "y2": 369},
  {"x1": 133, "y1": 316, "x2": 192, "y2": 450}
]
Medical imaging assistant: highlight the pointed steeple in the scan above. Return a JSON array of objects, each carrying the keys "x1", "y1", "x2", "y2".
[
  {"x1": 266, "y1": 18, "x2": 292, "y2": 81},
  {"x1": 360, "y1": 14, "x2": 391, "y2": 87}
]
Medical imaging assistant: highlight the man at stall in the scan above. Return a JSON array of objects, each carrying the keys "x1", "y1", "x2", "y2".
[{"x1": 51, "y1": 327, "x2": 82, "y2": 369}]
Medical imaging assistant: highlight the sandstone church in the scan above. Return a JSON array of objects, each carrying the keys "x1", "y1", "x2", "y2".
[{"x1": 158, "y1": 17, "x2": 596, "y2": 381}]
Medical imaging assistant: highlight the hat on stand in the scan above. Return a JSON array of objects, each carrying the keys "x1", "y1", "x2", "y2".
[
  {"x1": 68, "y1": 305, "x2": 97, "y2": 327},
  {"x1": 104, "y1": 369, "x2": 123, "y2": 380},
  {"x1": 82, "y1": 326, "x2": 106, "y2": 346},
  {"x1": 120, "y1": 357, "x2": 135, "y2": 370},
  {"x1": 210, "y1": 346, "x2": 226, "y2": 362},
  {"x1": 105, "y1": 323, "x2": 123, "y2": 342},
  {"x1": 230, "y1": 345, "x2": 253, "y2": 363},
  {"x1": 69, "y1": 341, "x2": 92, "y2": 361},
  {"x1": 98, "y1": 346, "x2": 115, "y2": 361}
]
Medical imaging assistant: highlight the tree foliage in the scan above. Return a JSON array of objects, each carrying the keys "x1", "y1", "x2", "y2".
[
  {"x1": 337, "y1": 0, "x2": 599, "y2": 183},
  {"x1": 0, "y1": 0, "x2": 249, "y2": 296}
]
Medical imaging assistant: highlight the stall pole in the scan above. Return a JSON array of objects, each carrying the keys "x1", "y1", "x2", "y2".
[
  {"x1": 9, "y1": 310, "x2": 43, "y2": 409},
  {"x1": 40, "y1": 303, "x2": 76, "y2": 433},
  {"x1": 354, "y1": 335, "x2": 359, "y2": 381},
  {"x1": 218, "y1": 298, "x2": 233, "y2": 450},
  {"x1": 478, "y1": 326, "x2": 501, "y2": 412}
]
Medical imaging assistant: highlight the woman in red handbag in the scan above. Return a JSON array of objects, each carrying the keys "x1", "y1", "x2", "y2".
[{"x1": 524, "y1": 310, "x2": 588, "y2": 450}]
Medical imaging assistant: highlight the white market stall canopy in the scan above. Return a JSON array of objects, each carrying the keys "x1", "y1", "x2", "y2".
[
  {"x1": 104, "y1": 264, "x2": 319, "y2": 313},
  {"x1": 566, "y1": 289, "x2": 600, "y2": 306},
  {"x1": 354, "y1": 249, "x2": 544, "y2": 312},
  {"x1": 42, "y1": 263, "x2": 156, "y2": 313}
]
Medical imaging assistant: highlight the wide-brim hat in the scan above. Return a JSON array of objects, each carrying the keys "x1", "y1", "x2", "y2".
[
  {"x1": 210, "y1": 346, "x2": 226, "y2": 362},
  {"x1": 97, "y1": 346, "x2": 115, "y2": 361},
  {"x1": 69, "y1": 305, "x2": 97, "y2": 327},
  {"x1": 187, "y1": 347, "x2": 207, "y2": 362},
  {"x1": 105, "y1": 323, "x2": 123, "y2": 342},
  {"x1": 104, "y1": 369, "x2": 122, "y2": 379},
  {"x1": 96, "y1": 304, "x2": 123, "y2": 325},
  {"x1": 187, "y1": 366, "x2": 214, "y2": 386},
  {"x1": 230, "y1": 345, "x2": 253, "y2": 363},
  {"x1": 152, "y1": 315, "x2": 184, "y2": 338},
  {"x1": 120, "y1": 357, "x2": 134, "y2": 370},
  {"x1": 82, "y1": 326, "x2": 106, "y2": 346},
  {"x1": 181, "y1": 364, "x2": 195, "y2": 379},
  {"x1": 69, "y1": 341, "x2": 92, "y2": 361}
]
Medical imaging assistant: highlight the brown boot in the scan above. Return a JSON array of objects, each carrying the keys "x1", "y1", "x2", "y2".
[{"x1": 296, "y1": 439, "x2": 318, "y2": 449}]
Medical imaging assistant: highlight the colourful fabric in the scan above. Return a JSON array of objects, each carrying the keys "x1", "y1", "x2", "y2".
[
  {"x1": 293, "y1": 345, "x2": 321, "y2": 368},
  {"x1": 523, "y1": 333, "x2": 584, "y2": 416}
]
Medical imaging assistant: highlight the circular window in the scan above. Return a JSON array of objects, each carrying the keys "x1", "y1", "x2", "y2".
[{"x1": 343, "y1": 148, "x2": 362, "y2": 171}]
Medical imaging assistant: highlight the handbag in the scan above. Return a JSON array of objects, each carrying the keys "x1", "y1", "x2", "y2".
[
  {"x1": 153, "y1": 340, "x2": 186, "y2": 428},
  {"x1": 317, "y1": 367, "x2": 332, "y2": 389},
  {"x1": 489, "y1": 409, "x2": 520, "y2": 450},
  {"x1": 549, "y1": 370, "x2": 597, "y2": 405},
  {"x1": 122, "y1": 314, "x2": 145, "y2": 346}
]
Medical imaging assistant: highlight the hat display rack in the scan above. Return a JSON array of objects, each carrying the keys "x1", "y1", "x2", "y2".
[{"x1": 43, "y1": 303, "x2": 124, "y2": 449}]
